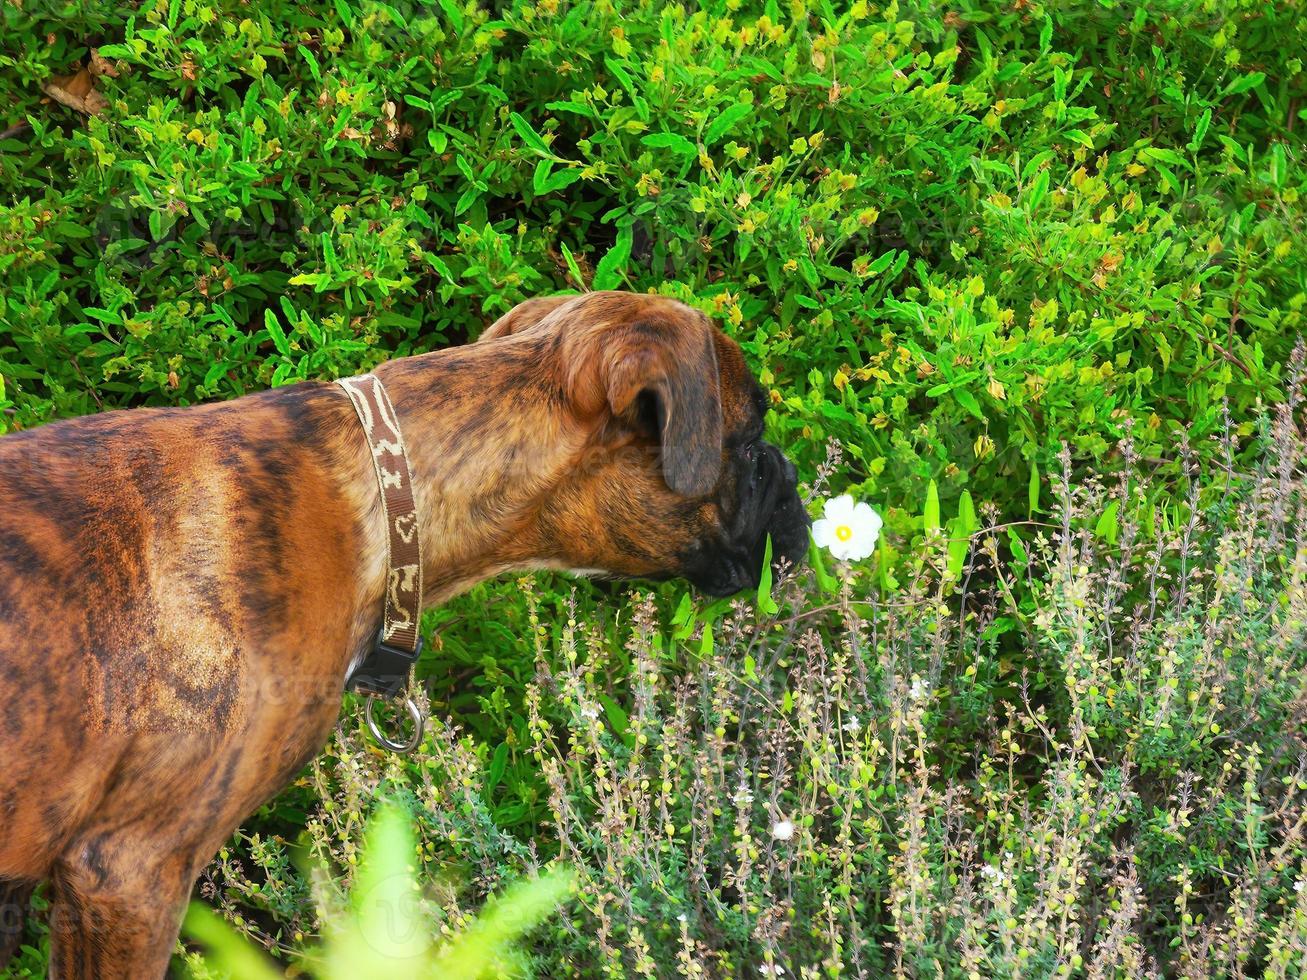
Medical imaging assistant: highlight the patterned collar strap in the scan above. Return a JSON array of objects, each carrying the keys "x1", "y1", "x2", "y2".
[{"x1": 335, "y1": 373, "x2": 424, "y2": 699}]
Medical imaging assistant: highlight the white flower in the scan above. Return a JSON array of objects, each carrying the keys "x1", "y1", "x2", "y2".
[
  {"x1": 980, "y1": 864, "x2": 1007, "y2": 886},
  {"x1": 771, "y1": 819, "x2": 796, "y2": 841},
  {"x1": 1297, "y1": 880, "x2": 1305, "y2": 894},
  {"x1": 758, "y1": 965, "x2": 786, "y2": 976},
  {"x1": 733, "y1": 783, "x2": 755, "y2": 807},
  {"x1": 842, "y1": 714, "x2": 862, "y2": 735},
  {"x1": 811, "y1": 494, "x2": 882, "y2": 561},
  {"x1": 908, "y1": 677, "x2": 929, "y2": 703},
  {"x1": 579, "y1": 705, "x2": 600, "y2": 720}
]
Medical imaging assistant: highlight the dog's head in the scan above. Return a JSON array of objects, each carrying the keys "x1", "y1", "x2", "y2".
[{"x1": 480, "y1": 291, "x2": 809, "y2": 596}]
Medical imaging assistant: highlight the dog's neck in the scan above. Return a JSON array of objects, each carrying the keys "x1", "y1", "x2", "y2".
[{"x1": 367, "y1": 335, "x2": 595, "y2": 605}]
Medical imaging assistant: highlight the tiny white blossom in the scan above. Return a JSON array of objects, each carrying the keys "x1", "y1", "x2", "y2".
[
  {"x1": 1296, "y1": 880, "x2": 1305, "y2": 894},
  {"x1": 771, "y1": 819, "x2": 796, "y2": 841},
  {"x1": 579, "y1": 705, "x2": 600, "y2": 720},
  {"x1": 758, "y1": 965, "x2": 786, "y2": 976},
  {"x1": 733, "y1": 783, "x2": 755, "y2": 807},
  {"x1": 908, "y1": 677, "x2": 930, "y2": 702},
  {"x1": 980, "y1": 864, "x2": 1007, "y2": 885},
  {"x1": 677, "y1": 913, "x2": 688, "y2": 923},
  {"x1": 811, "y1": 494, "x2": 882, "y2": 561},
  {"x1": 842, "y1": 714, "x2": 862, "y2": 734}
]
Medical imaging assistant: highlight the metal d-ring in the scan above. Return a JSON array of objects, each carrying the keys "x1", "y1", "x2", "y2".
[{"x1": 364, "y1": 695, "x2": 425, "y2": 754}]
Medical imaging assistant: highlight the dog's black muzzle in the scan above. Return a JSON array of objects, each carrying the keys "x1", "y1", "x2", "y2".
[{"x1": 686, "y1": 441, "x2": 810, "y2": 597}]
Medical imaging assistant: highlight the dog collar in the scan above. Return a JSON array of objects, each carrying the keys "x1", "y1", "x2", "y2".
[{"x1": 336, "y1": 373, "x2": 425, "y2": 752}]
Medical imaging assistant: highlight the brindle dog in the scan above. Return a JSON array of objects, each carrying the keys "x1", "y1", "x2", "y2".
[{"x1": 0, "y1": 291, "x2": 808, "y2": 977}]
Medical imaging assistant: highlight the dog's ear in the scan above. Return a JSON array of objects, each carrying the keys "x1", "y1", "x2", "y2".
[
  {"x1": 564, "y1": 311, "x2": 723, "y2": 497},
  {"x1": 479, "y1": 296, "x2": 572, "y2": 342}
]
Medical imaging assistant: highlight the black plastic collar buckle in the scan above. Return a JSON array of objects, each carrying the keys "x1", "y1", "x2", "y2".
[{"x1": 345, "y1": 629, "x2": 423, "y2": 700}]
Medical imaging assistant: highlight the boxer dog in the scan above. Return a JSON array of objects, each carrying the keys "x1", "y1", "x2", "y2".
[{"x1": 0, "y1": 291, "x2": 808, "y2": 976}]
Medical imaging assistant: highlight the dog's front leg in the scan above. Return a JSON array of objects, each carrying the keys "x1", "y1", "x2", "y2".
[{"x1": 46, "y1": 838, "x2": 197, "y2": 980}]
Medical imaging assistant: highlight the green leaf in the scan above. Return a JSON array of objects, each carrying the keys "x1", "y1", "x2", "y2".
[
  {"x1": 756, "y1": 534, "x2": 779, "y2": 615},
  {"x1": 641, "y1": 132, "x2": 697, "y2": 157},
  {"x1": 1223, "y1": 71, "x2": 1265, "y2": 96},
  {"x1": 807, "y1": 534, "x2": 839, "y2": 594},
  {"x1": 605, "y1": 58, "x2": 649, "y2": 121},
  {"x1": 82, "y1": 307, "x2": 122, "y2": 325},
  {"x1": 348, "y1": 805, "x2": 430, "y2": 964},
  {"x1": 486, "y1": 742, "x2": 509, "y2": 792},
  {"x1": 954, "y1": 388, "x2": 983, "y2": 420},
  {"x1": 592, "y1": 224, "x2": 633, "y2": 290},
  {"x1": 203, "y1": 362, "x2": 230, "y2": 389},
  {"x1": 671, "y1": 591, "x2": 694, "y2": 636},
  {"x1": 297, "y1": 44, "x2": 321, "y2": 82},
  {"x1": 1155, "y1": 163, "x2": 1181, "y2": 194},
  {"x1": 534, "y1": 160, "x2": 582, "y2": 195},
  {"x1": 541, "y1": 168, "x2": 582, "y2": 193},
  {"x1": 866, "y1": 250, "x2": 896, "y2": 276},
  {"x1": 509, "y1": 111, "x2": 553, "y2": 158},
  {"x1": 533, "y1": 159, "x2": 555, "y2": 195},
  {"x1": 432, "y1": 870, "x2": 576, "y2": 978},
  {"x1": 1189, "y1": 106, "x2": 1211, "y2": 152},
  {"x1": 1027, "y1": 168, "x2": 1050, "y2": 211},
  {"x1": 704, "y1": 102, "x2": 752, "y2": 146},
  {"x1": 437, "y1": 0, "x2": 464, "y2": 32},
  {"x1": 957, "y1": 489, "x2": 977, "y2": 535},
  {"x1": 320, "y1": 232, "x2": 339, "y2": 273},
  {"x1": 1007, "y1": 528, "x2": 1028, "y2": 566},
  {"x1": 183, "y1": 905, "x2": 283, "y2": 980},
  {"x1": 1029, "y1": 460, "x2": 1041, "y2": 516},
  {"x1": 1095, "y1": 499, "x2": 1120, "y2": 544},
  {"x1": 1270, "y1": 142, "x2": 1287, "y2": 188},
  {"x1": 559, "y1": 241, "x2": 586, "y2": 289},
  {"x1": 877, "y1": 533, "x2": 895, "y2": 592},
  {"x1": 598, "y1": 694, "x2": 634, "y2": 747},
  {"x1": 263, "y1": 309, "x2": 290, "y2": 357},
  {"x1": 924, "y1": 479, "x2": 940, "y2": 534},
  {"x1": 947, "y1": 490, "x2": 976, "y2": 579}
]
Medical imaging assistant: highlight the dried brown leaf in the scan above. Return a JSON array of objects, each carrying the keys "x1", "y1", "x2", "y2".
[{"x1": 42, "y1": 65, "x2": 107, "y2": 117}]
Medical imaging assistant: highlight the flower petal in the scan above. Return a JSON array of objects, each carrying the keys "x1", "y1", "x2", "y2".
[
  {"x1": 843, "y1": 534, "x2": 876, "y2": 561},
  {"x1": 852, "y1": 501, "x2": 883, "y2": 533},
  {"x1": 811, "y1": 518, "x2": 834, "y2": 548},
  {"x1": 829, "y1": 537, "x2": 855, "y2": 561},
  {"x1": 823, "y1": 494, "x2": 855, "y2": 521}
]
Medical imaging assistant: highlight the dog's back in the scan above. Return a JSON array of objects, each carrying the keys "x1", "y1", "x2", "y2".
[{"x1": 0, "y1": 386, "x2": 363, "y2": 884}]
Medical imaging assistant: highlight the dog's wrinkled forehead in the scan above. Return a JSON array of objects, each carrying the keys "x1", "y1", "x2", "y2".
[
  {"x1": 481, "y1": 290, "x2": 767, "y2": 457},
  {"x1": 713, "y1": 332, "x2": 768, "y2": 444}
]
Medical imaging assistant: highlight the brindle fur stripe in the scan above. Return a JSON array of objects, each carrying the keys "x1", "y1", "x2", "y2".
[{"x1": 335, "y1": 374, "x2": 423, "y2": 652}]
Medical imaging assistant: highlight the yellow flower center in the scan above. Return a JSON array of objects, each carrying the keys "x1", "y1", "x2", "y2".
[{"x1": 835, "y1": 524, "x2": 853, "y2": 542}]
